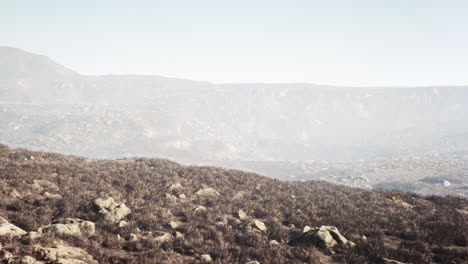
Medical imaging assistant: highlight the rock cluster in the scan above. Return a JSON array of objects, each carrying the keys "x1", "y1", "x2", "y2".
[
  {"x1": 93, "y1": 197, "x2": 131, "y2": 222},
  {"x1": 38, "y1": 218, "x2": 95, "y2": 237},
  {"x1": 290, "y1": 225, "x2": 355, "y2": 250}
]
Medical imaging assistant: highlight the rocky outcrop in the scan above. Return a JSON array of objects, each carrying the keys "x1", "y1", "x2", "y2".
[
  {"x1": 34, "y1": 243, "x2": 98, "y2": 264},
  {"x1": 38, "y1": 218, "x2": 95, "y2": 237},
  {"x1": 92, "y1": 197, "x2": 131, "y2": 222},
  {"x1": 289, "y1": 225, "x2": 355, "y2": 249},
  {"x1": 0, "y1": 216, "x2": 27, "y2": 237}
]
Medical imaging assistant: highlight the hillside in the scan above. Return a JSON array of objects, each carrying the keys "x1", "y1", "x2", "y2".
[
  {"x1": 0, "y1": 145, "x2": 466, "y2": 263},
  {"x1": 1, "y1": 47, "x2": 468, "y2": 196}
]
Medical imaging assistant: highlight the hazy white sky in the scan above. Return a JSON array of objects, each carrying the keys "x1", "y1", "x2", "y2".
[{"x1": 2, "y1": 0, "x2": 468, "y2": 86}]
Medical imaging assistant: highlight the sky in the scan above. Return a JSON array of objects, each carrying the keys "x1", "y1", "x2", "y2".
[{"x1": 1, "y1": 0, "x2": 468, "y2": 86}]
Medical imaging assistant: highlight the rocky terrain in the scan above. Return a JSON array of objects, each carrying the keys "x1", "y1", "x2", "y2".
[
  {"x1": 0, "y1": 144, "x2": 467, "y2": 263},
  {"x1": 224, "y1": 152, "x2": 468, "y2": 197},
  {"x1": 1, "y1": 46, "x2": 468, "y2": 196}
]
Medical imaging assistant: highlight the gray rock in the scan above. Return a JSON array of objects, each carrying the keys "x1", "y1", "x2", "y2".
[
  {"x1": 234, "y1": 209, "x2": 248, "y2": 220},
  {"x1": 246, "y1": 220, "x2": 267, "y2": 232},
  {"x1": 169, "y1": 221, "x2": 183, "y2": 229},
  {"x1": 17, "y1": 256, "x2": 44, "y2": 264},
  {"x1": 165, "y1": 193, "x2": 179, "y2": 203},
  {"x1": 168, "y1": 183, "x2": 182, "y2": 191},
  {"x1": 34, "y1": 243, "x2": 98, "y2": 264},
  {"x1": 194, "y1": 205, "x2": 207, "y2": 213},
  {"x1": 195, "y1": 187, "x2": 220, "y2": 197},
  {"x1": 200, "y1": 254, "x2": 213, "y2": 262},
  {"x1": 93, "y1": 197, "x2": 131, "y2": 222},
  {"x1": 38, "y1": 218, "x2": 95, "y2": 237},
  {"x1": 0, "y1": 216, "x2": 27, "y2": 237},
  {"x1": 43, "y1": 192, "x2": 62, "y2": 200},
  {"x1": 9, "y1": 189, "x2": 22, "y2": 198},
  {"x1": 129, "y1": 233, "x2": 138, "y2": 241},
  {"x1": 175, "y1": 231, "x2": 184, "y2": 239},
  {"x1": 153, "y1": 232, "x2": 173, "y2": 243},
  {"x1": 33, "y1": 180, "x2": 59, "y2": 192},
  {"x1": 291, "y1": 225, "x2": 355, "y2": 249},
  {"x1": 118, "y1": 221, "x2": 129, "y2": 228},
  {"x1": 269, "y1": 240, "x2": 280, "y2": 245},
  {"x1": 0, "y1": 249, "x2": 14, "y2": 263}
]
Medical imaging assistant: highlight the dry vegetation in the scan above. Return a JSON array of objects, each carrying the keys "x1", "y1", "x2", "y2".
[{"x1": 0, "y1": 144, "x2": 467, "y2": 263}]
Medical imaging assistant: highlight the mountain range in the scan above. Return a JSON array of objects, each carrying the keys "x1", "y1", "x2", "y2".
[{"x1": 0, "y1": 46, "x2": 467, "y2": 196}]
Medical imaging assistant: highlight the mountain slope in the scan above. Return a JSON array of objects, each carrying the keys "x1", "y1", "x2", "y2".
[
  {"x1": 0, "y1": 145, "x2": 466, "y2": 263},
  {"x1": 1, "y1": 47, "x2": 468, "y2": 196}
]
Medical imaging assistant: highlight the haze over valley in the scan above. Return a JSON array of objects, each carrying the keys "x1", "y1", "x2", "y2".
[{"x1": 1, "y1": 46, "x2": 467, "y2": 196}]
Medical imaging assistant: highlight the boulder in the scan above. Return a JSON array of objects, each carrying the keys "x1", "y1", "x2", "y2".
[
  {"x1": 33, "y1": 180, "x2": 60, "y2": 192},
  {"x1": 175, "y1": 231, "x2": 184, "y2": 239},
  {"x1": 194, "y1": 205, "x2": 207, "y2": 214},
  {"x1": 195, "y1": 187, "x2": 220, "y2": 197},
  {"x1": 0, "y1": 216, "x2": 27, "y2": 237},
  {"x1": 200, "y1": 254, "x2": 212, "y2": 262},
  {"x1": 118, "y1": 221, "x2": 129, "y2": 228},
  {"x1": 269, "y1": 240, "x2": 280, "y2": 245},
  {"x1": 9, "y1": 189, "x2": 22, "y2": 198},
  {"x1": 246, "y1": 220, "x2": 267, "y2": 233},
  {"x1": 168, "y1": 183, "x2": 182, "y2": 191},
  {"x1": 43, "y1": 192, "x2": 62, "y2": 200},
  {"x1": 38, "y1": 218, "x2": 95, "y2": 237},
  {"x1": 129, "y1": 233, "x2": 138, "y2": 241},
  {"x1": 234, "y1": 209, "x2": 248, "y2": 220},
  {"x1": 93, "y1": 197, "x2": 131, "y2": 222},
  {"x1": 165, "y1": 193, "x2": 179, "y2": 203},
  {"x1": 34, "y1": 243, "x2": 98, "y2": 264},
  {"x1": 28, "y1": 231, "x2": 42, "y2": 240},
  {"x1": 290, "y1": 225, "x2": 355, "y2": 249},
  {"x1": 153, "y1": 232, "x2": 173, "y2": 243}
]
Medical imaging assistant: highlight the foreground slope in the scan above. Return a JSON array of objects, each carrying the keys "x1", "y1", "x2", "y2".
[{"x1": 0, "y1": 144, "x2": 467, "y2": 263}]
